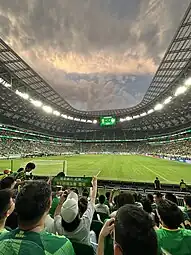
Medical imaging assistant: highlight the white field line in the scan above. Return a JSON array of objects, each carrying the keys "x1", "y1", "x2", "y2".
[{"x1": 140, "y1": 164, "x2": 170, "y2": 183}]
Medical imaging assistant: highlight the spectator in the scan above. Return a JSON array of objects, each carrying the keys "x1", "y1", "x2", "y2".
[
  {"x1": 54, "y1": 177, "x2": 97, "y2": 246},
  {"x1": 0, "y1": 189, "x2": 15, "y2": 234},
  {"x1": 133, "y1": 192, "x2": 143, "y2": 208},
  {"x1": 142, "y1": 198, "x2": 155, "y2": 221},
  {"x1": 105, "y1": 191, "x2": 111, "y2": 208},
  {"x1": 97, "y1": 204, "x2": 158, "y2": 255},
  {"x1": 180, "y1": 179, "x2": 187, "y2": 192},
  {"x1": 184, "y1": 195, "x2": 191, "y2": 220},
  {"x1": 153, "y1": 192, "x2": 163, "y2": 204},
  {"x1": 156, "y1": 199, "x2": 191, "y2": 254},
  {"x1": 165, "y1": 193, "x2": 178, "y2": 205},
  {"x1": 15, "y1": 162, "x2": 36, "y2": 181},
  {"x1": 95, "y1": 195, "x2": 110, "y2": 215},
  {"x1": 154, "y1": 177, "x2": 161, "y2": 189},
  {"x1": 78, "y1": 196, "x2": 88, "y2": 217},
  {"x1": 110, "y1": 192, "x2": 135, "y2": 217},
  {"x1": 0, "y1": 181, "x2": 74, "y2": 255},
  {"x1": 0, "y1": 177, "x2": 16, "y2": 190}
]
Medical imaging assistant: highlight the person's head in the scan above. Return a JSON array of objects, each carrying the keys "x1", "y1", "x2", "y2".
[
  {"x1": 184, "y1": 195, "x2": 191, "y2": 209},
  {"x1": 116, "y1": 192, "x2": 135, "y2": 209},
  {"x1": 106, "y1": 191, "x2": 110, "y2": 200},
  {"x1": 82, "y1": 188, "x2": 89, "y2": 198},
  {"x1": 142, "y1": 199, "x2": 153, "y2": 214},
  {"x1": 78, "y1": 196, "x2": 88, "y2": 217},
  {"x1": 156, "y1": 177, "x2": 158, "y2": 180},
  {"x1": 61, "y1": 191, "x2": 80, "y2": 232},
  {"x1": 15, "y1": 181, "x2": 51, "y2": 229},
  {"x1": 153, "y1": 192, "x2": 163, "y2": 203},
  {"x1": 25, "y1": 162, "x2": 36, "y2": 173},
  {"x1": 0, "y1": 177, "x2": 16, "y2": 190},
  {"x1": 0, "y1": 189, "x2": 15, "y2": 225},
  {"x1": 181, "y1": 179, "x2": 184, "y2": 182},
  {"x1": 165, "y1": 193, "x2": 178, "y2": 205},
  {"x1": 147, "y1": 194, "x2": 154, "y2": 204},
  {"x1": 157, "y1": 200, "x2": 183, "y2": 229},
  {"x1": 115, "y1": 205, "x2": 157, "y2": 255},
  {"x1": 99, "y1": 195, "x2": 106, "y2": 204}
]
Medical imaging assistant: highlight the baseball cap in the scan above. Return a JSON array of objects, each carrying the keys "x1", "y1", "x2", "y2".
[{"x1": 61, "y1": 191, "x2": 79, "y2": 223}]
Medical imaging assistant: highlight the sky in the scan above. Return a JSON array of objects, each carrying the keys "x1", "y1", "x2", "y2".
[{"x1": 0, "y1": 0, "x2": 190, "y2": 111}]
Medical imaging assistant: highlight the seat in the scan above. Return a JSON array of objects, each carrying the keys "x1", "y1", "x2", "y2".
[
  {"x1": 97, "y1": 212, "x2": 108, "y2": 222},
  {"x1": 71, "y1": 241, "x2": 94, "y2": 255},
  {"x1": 91, "y1": 220, "x2": 103, "y2": 241}
]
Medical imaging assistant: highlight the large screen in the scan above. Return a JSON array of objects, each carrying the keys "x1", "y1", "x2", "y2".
[{"x1": 100, "y1": 116, "x2": 117, "y2": 127}]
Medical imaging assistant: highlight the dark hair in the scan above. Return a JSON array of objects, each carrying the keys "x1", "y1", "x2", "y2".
[
  {"x1": 165, "y1": 193, "x2": 178, "y2": 205},
  {"x1": 15, "y1": 181, "x2": 51, "y2": 226},
  {"x1": 0, "y1": 177, "x2": 15, "y2": 190},
  {"x1": 154, "y1": 192, "x2": 163, "y2": 199},
  {"x1": 184, "y1": 195, "x2": 191, "y2": 207},
  {"x1": 116, "y1": 192, "x2": 135, "y2": 209},
  {"x1": 115, "y1": 205, "x2": 157, "y2": 255},
  {"x1": 0, "y1": 189, "x2": 13, "y2": 220},
  {"x1": 106, "y1": 191, "x2": 110, "y2": 200},
  {"x1": 78, "y1": 197, "x2": 88, "y2": 217},
  {"x1": 157, "y1": 200, "x2": 183, "y2": 229},
  {"x1": 61, "y1": 215, "x2": 81, "y2": 232},
  {"x1": 25, "y1": 162, "x2": 36, "y2": 171},
  {"x1": 99, "y1": 195, "x2": 106, "y2": 204},
  {"x1": 147, "y1": 194, "x2": 154, "y2": 204},
  {"x1": 142, "y1": 199, "x2": 153, "y2": 214},
  {"x1": 70, "y1": 188, "x2": 79, "y2": 195},
  {"x1": 17, "y1": 168, "x2": 24, "y2": 173}
]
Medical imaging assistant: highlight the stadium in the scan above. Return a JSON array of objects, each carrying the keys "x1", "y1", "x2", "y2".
[{"x1": 0, "y1": 1, "x2": 191, "y2": 255}]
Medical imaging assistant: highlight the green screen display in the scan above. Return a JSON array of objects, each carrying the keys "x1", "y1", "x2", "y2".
[{"x1": 100, "y1": 116, "x2": 116, "y2": 126}]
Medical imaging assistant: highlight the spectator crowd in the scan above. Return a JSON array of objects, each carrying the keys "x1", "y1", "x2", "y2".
[{"x1": 0, "y1": 165, "x2": 191, "y2": 255}]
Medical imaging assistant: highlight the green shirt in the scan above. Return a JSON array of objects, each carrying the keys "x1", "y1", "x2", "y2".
[
  {"x1": 49, "y1": 197, "x2": 60, "y2": 218},
  {"x1": 0, "y1": 228, "x2": 75, "y2": 255},
  {"x1": 0, "y1": 229, "x2": 8, "y2": 236},
  {"x1": 156, "y1": 228, "x2": 191, "y2": 255}
]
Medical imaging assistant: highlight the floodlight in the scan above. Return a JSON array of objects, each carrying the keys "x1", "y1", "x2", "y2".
[
  {"x1": 147, "y1": 109, "x2": 154, "y2": 114},
  {"x1": 4, "y1": 82, "x2": 12, "y2": 88},
  {"x1": 68, "y1": 116, "x2": 74, "y2": 120},
  {"x1": 42, "y1": 105, "x2": 53, "y2": 113},
  {"x1": 126, "y1": 116, "x2": 132, "y2": 120},
  {"x1": 175, "y1": 86, "x2": 187, "y2": 97},
  {"x1": 140, "y1": 112, "x2": 147, "y2": 117},
  {"x1": 119, "y1": 118, "x2": 125, "y2": 122},
  {"x1": 22, "y1": 93, "x2": 29, "y2": 100},
  {"x1": 185, "y1": 77, "x2": 191, "y2": 86},
  {"x1": 163, "y1": 96, "x2": 172, "y2": 105},
  {"x1": 93, "y1": 120, "x2": 97, "y2": 124},
  {"x1": 80, "y1": 119, "x2": 87, "y2": 122},
  {"x1": 53, "y1": 110, "x2": 60, "y2": 116},
  {"x1": 74, "y1": 118, "x2": 80, "y2": 121},
  {"x1": 154, "y1": 104, "x2": 163, "y2": 111},
  {"x1": 30, "y1": 99, "x2": 42, "y2": 107},
  {"x1": 87, "y1": 120, "x2": 93, "y2": 123},
  {"x1": 61, "y1": 114, "x2": 68, "y2": 119},
  {"x1": 132, "y1": 115, "x2": 140, "y2": 119}
]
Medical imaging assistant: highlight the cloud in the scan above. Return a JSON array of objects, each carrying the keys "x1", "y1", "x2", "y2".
[{"x1": 0, "y1": 0, "x2": 190, "y2": 110}]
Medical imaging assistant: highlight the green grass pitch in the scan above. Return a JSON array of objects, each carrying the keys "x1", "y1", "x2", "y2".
[{"x1": 0, "y1": 155, "x2": 190, "y2": 184}]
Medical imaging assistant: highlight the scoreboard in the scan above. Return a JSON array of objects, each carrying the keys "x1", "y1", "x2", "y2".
[{"x1": 100, "y1": 116, "x2": 117, "y2": 127}]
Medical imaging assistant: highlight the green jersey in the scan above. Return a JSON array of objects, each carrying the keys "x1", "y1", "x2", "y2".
[
  {"x1": 0, "y1": 228, "x2": 75, "y2": 255},
  {"x1": 49, "y1": 197, "x2": 60, "y2": 218},
  {"x1": 156, "y1": 228, "x2": 191, "y2": 255}
]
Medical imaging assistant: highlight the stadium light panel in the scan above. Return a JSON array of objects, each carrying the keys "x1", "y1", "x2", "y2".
[
  {"x1": 30, "y1": 99, "x2": 42, "y2": 107},
  {"x1": 163, "y1": 96, "x2": 172, "y2": 105},
  {"x1": 132, "y1": 115, "x2": 140, "y2": 119},
  {"x1": 80, "y1": 119, "x2": 87, "y2": 123},
  {"x1": 140, "y1": 112, "x2": 147, "y2": 117},
  {"x1": 53, "y1": 110, "x2": 60, "y2": 116},
  {"x1": 68, "y1": 116, "x2": 74, "y2": 120},
  {"x1": 87, "y1": 120, "x2": 93, "y2": 123},
  {"x1": 3, "y1": 82, "x2": 12, "y2": 88},
  {"x1": 175, "y1": 86, "x2": 187, "y2": 97},
  {"x1": 15, "y1": 90, "x2": 29, "y2": 100},
  {"x1": 61, "y1": 114, "x2": 68, "y2": 119},
  {"x1": 42, "y1": 105, "x2": 53, "y2": 113},
  {"x1": 93, "y1": 120, "x2": 97, "y2": 124},
  {"x1": 74, "y1": 118, "x2": 80, "y2": 121},
  {"x1": 126, "y1": 116, "x2": 132, "y2": 121},
  {"x1": 119, "y1": 118, "x2": 125, "y2": 122},
  {"x1": 185, "y1": 77, "x2": 191, "y2": 86},
  {"x1": 154, "y1": 104, "x2": 163, "y2": 111},
  {"x1": 147, "y1": 109, "x2": 154, "y2": 114}
]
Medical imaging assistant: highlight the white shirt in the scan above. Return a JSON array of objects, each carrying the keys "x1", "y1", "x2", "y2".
[{"x1": 95, "y1": 203, "x2": 110, "y2": 215}]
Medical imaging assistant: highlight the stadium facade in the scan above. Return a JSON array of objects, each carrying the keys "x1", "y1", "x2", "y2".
[{"x1": 0, "y1": 3, "x2": 190, "y2": 141}]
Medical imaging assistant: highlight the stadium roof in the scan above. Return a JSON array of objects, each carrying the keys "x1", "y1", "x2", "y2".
[{"x1": 0, "y1": 2, "x2": 191, "y2": 119}]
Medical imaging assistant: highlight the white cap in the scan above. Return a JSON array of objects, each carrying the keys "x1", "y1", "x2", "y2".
[{"x1": 61, "y1": 192, "x2": 79, "y2": 223}]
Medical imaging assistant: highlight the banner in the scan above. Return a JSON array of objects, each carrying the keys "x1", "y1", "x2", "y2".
[{"x1": 52, "y1": 176, "x2": 92, "y2": 187}]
